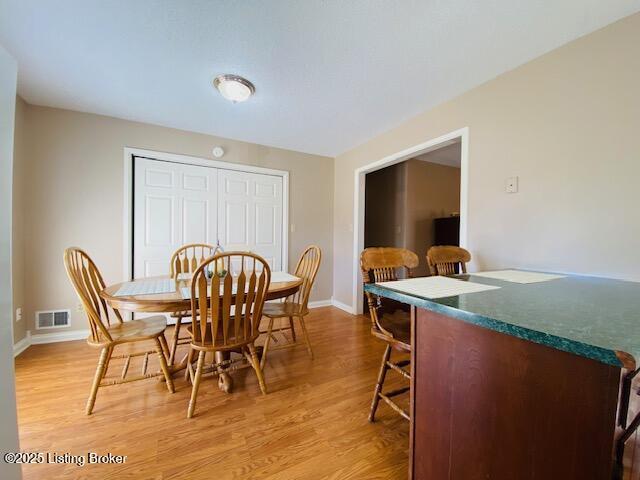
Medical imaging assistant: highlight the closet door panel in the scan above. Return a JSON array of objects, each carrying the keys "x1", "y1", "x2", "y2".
[
  {"x1": 133, "y1": 158, "x2": 218, "y2": 279},
  {"x1": 134, "y1": 159, "x2": 284, "y2": 282},
  {"x1": 217, "y1": 169, "x2": 283, "y2": 270}
]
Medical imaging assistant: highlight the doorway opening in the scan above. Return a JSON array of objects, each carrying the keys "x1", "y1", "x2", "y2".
[
  {"x1": 353, "y1": 128, "x2": 469, "y2": 315},
  {"x1": 365, "y1": 141, "x2": 461, "y2": 275}
]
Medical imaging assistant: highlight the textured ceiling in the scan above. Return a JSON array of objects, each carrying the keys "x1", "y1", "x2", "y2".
[
  {"x1": 1, "y1": 1, "x2": 639, "y2": 156},
  {"x1": 414, "y1": 142, "x2": 462, "y2": 168}
]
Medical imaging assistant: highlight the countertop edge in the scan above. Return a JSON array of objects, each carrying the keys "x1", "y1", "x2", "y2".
[{"x1": 365, "y1": 283, "x2": 625, "y2": 369}]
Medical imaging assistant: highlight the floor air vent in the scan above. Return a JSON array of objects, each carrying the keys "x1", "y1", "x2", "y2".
[{"x1": 36, "y1": 309, "x2": 70, "y2": 329}]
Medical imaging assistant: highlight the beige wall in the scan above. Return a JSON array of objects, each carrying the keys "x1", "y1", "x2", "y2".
[
  {"x1": 12, "y1": 95, "x2": 27, "y2": 343},
  {"x1": 333, "y1": 12, "x2": 640, "y2": 307},
  {"x1": 14, "y1": 104, "x2": 333, "y2": 338},
  {"x1": 404, "y1": 159, "x2": 460, "y2": 276}
]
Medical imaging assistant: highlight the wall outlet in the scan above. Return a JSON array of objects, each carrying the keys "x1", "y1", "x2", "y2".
[
  {"x1": 506, "y1": 176, "x2": 519, "y2": 193},
  {"x1": 290, "y1": 223, "x2": 296, "y2": 233},
  {"x1": 15, "y1": 307, "x2": 22, "y2": 322}
]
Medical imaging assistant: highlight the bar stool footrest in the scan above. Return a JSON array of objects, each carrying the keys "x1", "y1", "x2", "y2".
[
  {"x1": 378, "y1": 391, "x2": 410, "y2": 421},
  {"x1": 386, "y1": 360, "x2": 411, "y2": 380}
]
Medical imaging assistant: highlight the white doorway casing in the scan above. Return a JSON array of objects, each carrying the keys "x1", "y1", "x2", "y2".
[
  {"x1": 352, "y1": 127, "x2": 469, "y2": 315},
  {"x1": 123, "y1": 147, "x2": 289, "y2": 283}
]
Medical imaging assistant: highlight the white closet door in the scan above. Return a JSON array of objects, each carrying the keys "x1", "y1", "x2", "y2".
[
  {"x1": 217, "y1": 169, "x2": 283, "y2": 270},
  {"x1": 133, "y1": 157, "x2": 218, "y2": 279}
]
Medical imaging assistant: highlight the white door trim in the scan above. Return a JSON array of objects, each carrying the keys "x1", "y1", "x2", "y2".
[
  {"x1": 123, "y1": 147, "x2": 290, "y2": 283},
  {"x1": 351, "y1": 127, "x2": 469, "y2": 315}
]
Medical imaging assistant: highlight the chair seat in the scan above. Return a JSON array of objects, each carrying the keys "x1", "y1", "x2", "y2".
[
  {"x1": 376, "y1": 310, "x2": 411, "y2": 348},
  {"x1": 107, "y1": 316, "x2": 167, "y2": 343},
  {"x1": 263, "y1": 301, "x2": 307, "y2": 318}
]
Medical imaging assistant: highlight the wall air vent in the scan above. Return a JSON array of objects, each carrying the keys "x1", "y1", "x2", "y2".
[{"x1": 35, "y1": 309, "x2": 71, "y2": 329}]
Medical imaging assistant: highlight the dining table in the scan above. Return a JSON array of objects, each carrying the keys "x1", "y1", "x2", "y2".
[{"x1": 100, "y1": 273, "x2": 302, "y2": 393}]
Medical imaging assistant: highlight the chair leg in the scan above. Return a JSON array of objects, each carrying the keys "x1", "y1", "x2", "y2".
[
  {"x1": 298, "y1": 315, "x2": 313, "y2": 359},
  {"x1": 100, "y1": 345, "x2": 114, "y2": 383},
  {"x1": 247, "y1": 343, "x2": 267, "y2": 395},
  {"x1": 158, "y1": 333, "x2": 170, "y2": 361},
  {"x1": 169, "y1": 318, "x2": 182, "y2": 366},
  {"x1": 185, "y1": 348, "x2": 195, "y2": 382},
  {"x1": 288, "y1": 316, "x2": 296, "y2": 342},
  {"x1": 187, "y1": 350, "x2": 206, "y2": 419},
  {"x1": 260, "y1": 317, "x2": 275, "y2": 370},
  {"x1": 369, "y1": 344, "x2": 392, "y2": 422},
  {"x1": 86, "y1": 347, "x2": 111, "y2": 415},
  {"x1": 154, "y1": 338, "x2": 175, "y2": 393}
]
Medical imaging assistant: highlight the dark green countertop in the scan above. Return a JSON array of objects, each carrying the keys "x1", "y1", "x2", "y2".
[{"x1": 364, "y1": 272, "x2": 640, "y2": 368}]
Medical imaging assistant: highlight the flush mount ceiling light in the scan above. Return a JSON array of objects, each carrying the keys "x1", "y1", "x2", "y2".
[{"x1": 213, "y1": 74, "x2": 255, "y2": 103}]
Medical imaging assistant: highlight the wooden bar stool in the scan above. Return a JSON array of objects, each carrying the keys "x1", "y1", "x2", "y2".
[
  {"x1": 259, "y1": 245, "x2": 321, "y2": 369},
  {"x1": 426, "y1": 245, "x2": 471, "y2": 275},
  {"x1": 168, "y1": 243, "x2": 218, "y2": 366},
  {"x1": 63, "y1": 247, "x2": 174, "y2": 415},
  {"x1": 361, "y1": 247, "x2": 419, "y2": 422}
]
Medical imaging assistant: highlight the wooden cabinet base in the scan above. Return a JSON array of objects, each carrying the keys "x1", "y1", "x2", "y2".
[{"x1": 410, "y1": 307, "x2": 620, "y2": 479}]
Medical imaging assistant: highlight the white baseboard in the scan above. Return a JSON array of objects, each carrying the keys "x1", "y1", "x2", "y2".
[
  {"x1": 331, "y1": 298, "x2": 356, "y2": 314},
  {"x1": 13, "y1": 299, "x2": 353, "y2": 355},
  {"x1": 30, "y1": 329, "x2": 89, "y2": 345},
  {"x1": 13, "y1": 332, "x2": 31, "y2": 357},
  {"x1": 308, "y1": 299, "x2": 332, "y2": 309}
]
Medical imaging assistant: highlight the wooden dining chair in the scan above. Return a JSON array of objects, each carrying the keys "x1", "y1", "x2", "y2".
[
  {"x1": 63, "y1": 247, "x2": 174, "y2": 415},
  {"x1": 168, "y1": 243, "x2": 218, "y2": 366},
  {"x1": 426, "y1": 245, "x2": 471, "y2": 275},
  {"x1": 259, "y1": 245, "x2": 321, "y2": 369},
  {"x1": 185, "y1": 251, "x2": 271, "y2": 418},
  {"x1": 361, "y1": 247, "x2": 419, "y2": 422}
]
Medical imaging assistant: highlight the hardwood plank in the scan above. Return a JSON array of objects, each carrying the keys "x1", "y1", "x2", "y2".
[{"x1": 15, "y1": 307, "x2": 408, "y2": 479}]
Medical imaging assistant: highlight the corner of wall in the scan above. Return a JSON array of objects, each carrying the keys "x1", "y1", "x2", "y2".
[
  {"x1": 11, "y1": 95, "x2": 29, "y2": 345},
  {"x1": 0, "y1": 42, "x2": 23, "y2": 480}
]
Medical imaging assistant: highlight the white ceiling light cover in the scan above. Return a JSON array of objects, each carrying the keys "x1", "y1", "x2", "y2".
[{"x1": 213, "y1": 74, "x2": 255, "y2": 103}]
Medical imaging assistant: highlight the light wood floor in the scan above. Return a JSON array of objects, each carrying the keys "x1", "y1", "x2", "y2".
[{"x1": 15, "y1": 307, "x2": 410, "y2": 479}]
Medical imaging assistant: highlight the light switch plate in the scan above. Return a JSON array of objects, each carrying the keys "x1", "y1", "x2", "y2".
[
  {"x1": 506, "y1": 176, "x2": 518, "y2": 193},
  {"x1": 15, "y1": 307, "x2": 22, "y2": 322}
]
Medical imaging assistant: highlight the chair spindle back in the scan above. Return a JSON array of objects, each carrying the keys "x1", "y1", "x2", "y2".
[
  {"x1": 288, "y1": 245, "x2": 322, "y2": 310},
  {"x1": 64, "y1": 247, "x2": 122, "y2": 344},
  {"x1": 360, "y1": 247, "x2": 419, "y2": 332},
  {"x1": 426, "y1": 246, "x2": 471, "y2": 276},
  {"x1": 361, "y1": 247, "x2": 419, "y2": 284},
  {"x1": 170, "y1": 243, "x2": 218, "y2": 279},
  {"x1": 190, "y1": 252, "x2": 271, "y2": 347}
]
